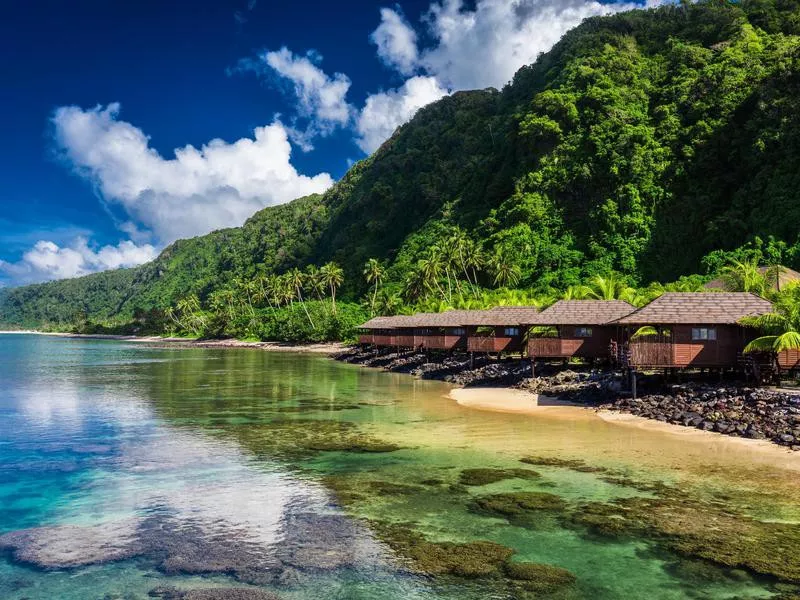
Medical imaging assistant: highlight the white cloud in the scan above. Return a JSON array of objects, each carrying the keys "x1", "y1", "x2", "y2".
[
  {"x1": 52, "y1": 103, "x2": 334, "y2": 243},
  {"x1": 262, "y1": 47, "x2": 353, "y2": 142},
  {"x1": 356, "y1": 76, "x2": 449, "y2": 153},
  {"x1": 373, "y1": 0, "x2": 639, "y2": 91},
  {"x1": 0, "y1": 238, "x2": 157, "y2": 284},
  {"x1": 371, "y1": 7, "x2": 419, "y2": 76}
]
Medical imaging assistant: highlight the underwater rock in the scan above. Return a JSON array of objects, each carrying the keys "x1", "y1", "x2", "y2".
[
  {"x1": 368, "y1": 521, "x2": 514, "y2": 578},
  {"x1": 472, "y1": 492, "x2": 567, "y2": 517},
  {"x1": 0, "y1": 520, "x2": 141, "y2": 569},
  {"x1": 519, "y1": 456, "x2": 606, "y2": 473},
  {"x1": 148, "y1": 586, "x2": 281, "y2": 599},
  {"x1": 458, "y1": 468, "x2": 540, "y2": 486},
  {"x1": 571, "y1": 489, "x2": 800, "y2": 583},
  {"x1": 504, "y1": 561, "x2": 577, "y2": 593}
]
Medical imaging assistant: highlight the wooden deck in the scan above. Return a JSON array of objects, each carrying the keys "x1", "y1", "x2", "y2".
[{"x1": 467, "y1": 335, "x2": 516, "y2": 353}]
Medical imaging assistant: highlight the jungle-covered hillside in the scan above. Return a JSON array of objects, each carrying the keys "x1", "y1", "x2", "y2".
[{"x1": 3, "y1": 0, "x2": 800, "y2": 331}]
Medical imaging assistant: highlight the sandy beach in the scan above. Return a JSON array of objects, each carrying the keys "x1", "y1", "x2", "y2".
[
  {"x1": 448, "y1": 386, "x2": 800, "y2": 460},
  {"x1": 0, "y1": 331, "x2": 345, "y2": 354}
]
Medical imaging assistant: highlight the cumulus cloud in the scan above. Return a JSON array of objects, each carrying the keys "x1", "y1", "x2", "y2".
[
  {"x1": 355, "y1": 76, "x2": 448, "y2": 153},
  {"x1": 0, "y1": 238, "x2": 157, "y2": 284},
  {"x1": 52, "y1": 103, "x2": 334, "y2": 243},
  {"x1": 235, "y1": 47, "x2": 354, "y2": 147},
  {"x1": 372, "y1": 0, "x2": 639, "y2": 91},
  {"x1": 371, "y1": 7, "x2": 419, "y2": 76}
]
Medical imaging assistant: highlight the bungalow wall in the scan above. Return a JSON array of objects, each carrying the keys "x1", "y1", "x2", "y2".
[
  {"x1": 527, "y1": 325, "x2": 618, "y2": 360},
  {"x1": 417, "y1": 327, "x2": 470, "y2": 351},
  {"x1": 467, "y1": 326, "x2": 525, "y2": 354},
  {"x1": 778, "y1": 349, "x2": 800, "y2": 371},
  {"x1": 628, "y1": 325, "x2": 750, "y2": 368}
]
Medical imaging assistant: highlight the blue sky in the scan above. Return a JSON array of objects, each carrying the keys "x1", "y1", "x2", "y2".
[{"x1": 0, "y1": 0, "x2": 646, "y2": 286}]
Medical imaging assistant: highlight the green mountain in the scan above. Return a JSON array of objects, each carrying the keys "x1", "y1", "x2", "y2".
[{"x1": 4, "y1": 0, "x2": 800, "y2": 328}]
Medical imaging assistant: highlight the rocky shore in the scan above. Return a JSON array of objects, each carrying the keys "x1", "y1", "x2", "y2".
[
  {"x1": 336, "y1": 346, "x2": 800, "y2": 450},
  {"x1": 600, "y1": 385, "x2": 800, "y2": 450}
]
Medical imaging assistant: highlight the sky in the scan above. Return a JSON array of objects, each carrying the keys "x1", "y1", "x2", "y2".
[{"x1": 0, "y1": 0, "x2": 650, "y2": 286}]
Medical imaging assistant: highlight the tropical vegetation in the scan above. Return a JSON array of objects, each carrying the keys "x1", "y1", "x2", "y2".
[{"x1": 4, "y1": 0, "x2": 800, "y2": 342}]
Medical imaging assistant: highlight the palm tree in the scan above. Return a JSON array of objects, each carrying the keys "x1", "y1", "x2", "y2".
[
  {"x1": 586, "y1": 274, "x2": 636, "y2": 302},
  {"x1": 489, "y1": 252, "x2": 521, "y2": 288},
  {"x1": 288, "y1": 268, "x2": 315, "y2": 328},
  {"x1": 374, "y1": 289, "x2": 401, "y2": 315},
  {"x1": 562, "y1": 284, "x2": 591, "y2": 300},
  {"x1": 305, "y1": 265, "x2": 326, "y2": 301},
  {"x1": 363, "y1": 258, "x2": 385, "y2": 315},
  {"x1": 320, "y1": 262, "x2": 344, "y2": 314},
  {"x1": 403, "y1": 266, "x2": 428, "y2": 303},
  {"x1": 741, "y1": 285, "x2": 800, "y2": 355},
  {"x1": 718, "y1": 259, "x2": 768, "y2": 296},
  {"x1": 419, "y1": 248, "x2": 446, "y2": 299}
]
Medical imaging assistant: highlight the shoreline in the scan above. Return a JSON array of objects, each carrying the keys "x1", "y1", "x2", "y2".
[
  {"x1": 0, "y1": 331, "x2": 345, "y2": 354},
  {"x1": 448, "y1": 387, "x2": 800, "y2": 459}
]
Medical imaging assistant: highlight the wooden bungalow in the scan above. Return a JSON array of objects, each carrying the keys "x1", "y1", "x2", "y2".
[
  {"x1": 412, "y1": 310, "x2": 483, "y2": 352},
  {"x1": 460, "y1": 306, "x2": 541, "y2": 355},
  {"x1": 614, "y1": 292, "x2": 773, "y2": 369},
  {"x1": 357, "y1": 315, "x2": 421, "y2": 349},
  {"x1": 526, "y1": 300, "x2": 636, "y2": 363},
  {"x1": 357, "y1": 316, "x2": 396, "y2": 347}
]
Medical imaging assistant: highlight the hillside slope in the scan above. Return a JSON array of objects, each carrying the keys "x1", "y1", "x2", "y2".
[{"x1": 4, "y1": 0, "x2": 800, "y2": 327}]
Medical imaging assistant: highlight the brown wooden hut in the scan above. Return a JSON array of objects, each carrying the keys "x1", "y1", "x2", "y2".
[
  {"x1": 357, "y1": 315, "x2": 421, "y2": 349},
  {"x1": 412, "y1": 310, "x2": 483, "y2": 351},
  {"x1": 460, "y1": 306, "x2": 541, "y2": 355},
  {"x1": 614, "y1": 293, "x2": 773, "y2": 369},
  {"x1": 526, "y1": 300, "x2": 635, "y2": 362},
  {"x1": 357, "y1": 316, "x2": 396, "y2": 347}
]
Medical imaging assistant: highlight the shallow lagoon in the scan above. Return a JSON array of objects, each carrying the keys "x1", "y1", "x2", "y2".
[{"x1": 1, "y1": 334, "x2": 799, "y2": 599}]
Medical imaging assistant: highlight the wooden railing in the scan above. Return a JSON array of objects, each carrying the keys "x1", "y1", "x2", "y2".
[
  {"x1": 396, "y1": 334, "x2": 417, "y2": 348},
  {"x1": 373, "y1": 334, "x2": 395, "y2": 347},
  {"x1": 629, "y1": 341, "x2": 674, "y2": 367},
  {"x1": 422, "y1": 335, "x2": 464, "y2": 350},
  {"x1": 527, "y1": 338, "x2": 582, "y2": 358},
  {"x1": 468, "y1": 336, "x2": 513, "y2": 353}
]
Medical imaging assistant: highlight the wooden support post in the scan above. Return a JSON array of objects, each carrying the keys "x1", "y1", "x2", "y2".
[
  {"x1": 531, "y1": 359, "x2": 535, "y2": 377},
  {"x1": 631, "y1": 369, "x2": 638, "y2": 400},
  {"x1": 470, "y1": 352, "x2": 474, "y2": 370}
]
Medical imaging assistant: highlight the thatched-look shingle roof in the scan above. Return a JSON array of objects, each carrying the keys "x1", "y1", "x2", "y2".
[
  {"x1": 526, "y1": 300, "x2": 636, "y2": 326},
  {"x1": 613, "y1": 292, "x2": 773, "y2": 325},
  {"x1": 458, "y1": 306, "x2": 541, "y2": 326}
]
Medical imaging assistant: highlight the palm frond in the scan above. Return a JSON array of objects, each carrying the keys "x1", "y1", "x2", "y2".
[
  {"x1": 773, "y1": 331, "x2": 800, "y2": 353},
  {"x1": 738, "y1": 312, "x2": 789, "y2": 333},
  {"x1": 743, "y1": 336, "x2": 779, "y2": 353},
  {"x1": 631, "y1": 326, "x2": 659, "y2": 339}
]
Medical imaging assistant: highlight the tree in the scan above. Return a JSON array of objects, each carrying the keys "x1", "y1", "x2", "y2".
[
  {"x1": 585, "y1": 274, "x2": 635, "y2": 302},
  {"x1": 363, "y1": 258, "x2": 385, "y2": 315},
  {"x1": 320, "y1": 262, "x2": 344, "y2": 314},
  {"x1": 718, "y1": 259, "x2": 768, "y2": 296},
  {"x1": 288, "y1": 268, "x2": 315, "y2": 328},
  {"x1": 741, "y1": 285, "x2": 800, "y2": 355},
  {"x1": 489, "y1": 252, "x2": 521, "y2": 288}
]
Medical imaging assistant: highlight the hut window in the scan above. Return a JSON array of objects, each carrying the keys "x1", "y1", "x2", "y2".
[
  {"x1": 504, "y1": 327, "x2": 520, "y2": 336},
  {"x1": 452, "y1": 328, "x2": 466, "y2": 335},
  {"x1": 575, "y1": 327, "x2": 593, "y2": 338},
  {"x1": 692, "y1": 327, "x2": 717, "y2": 341}
]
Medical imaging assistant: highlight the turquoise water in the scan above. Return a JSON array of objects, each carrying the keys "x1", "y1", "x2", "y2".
[{"x1": 0, "y1": 334, "x2": 798, "y2": 599}]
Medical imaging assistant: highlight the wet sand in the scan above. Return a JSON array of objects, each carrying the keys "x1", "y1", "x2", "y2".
[{"x1": 448, "y1": 386, "x2": 800, "y2": 467}]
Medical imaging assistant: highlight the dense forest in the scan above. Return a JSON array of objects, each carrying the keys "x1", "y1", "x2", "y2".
[{"x1": 3, "y1": 0, "x2": 800, "y2": 341}]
